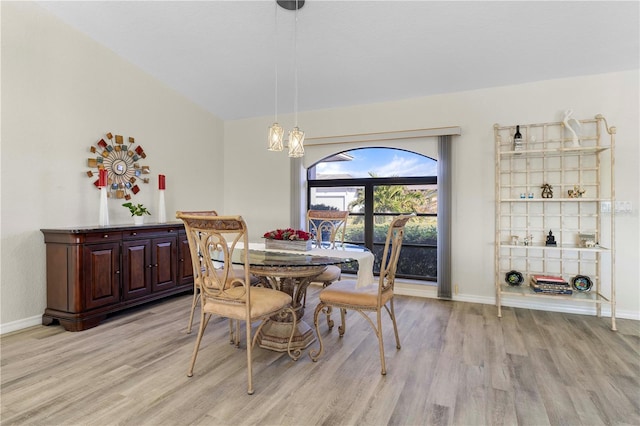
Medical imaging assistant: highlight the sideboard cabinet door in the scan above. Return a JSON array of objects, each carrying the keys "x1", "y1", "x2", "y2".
[
  {"x1": 151, "y1": 236, "x2": 177, "y2": 292},
  {"x1": 82, "y1": 242, "x2": 121, "y2": 310},
  {"x1": 122, "y1": 239, "x2": 152, "y2": 300}
]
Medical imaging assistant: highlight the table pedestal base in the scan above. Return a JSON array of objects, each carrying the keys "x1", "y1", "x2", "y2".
[
  {"x1": 257, "y1": 318, "x2": 315, "y2": 352},
  {"x1": 250, "y1": 264, "x2": 328, "y2": 353}
]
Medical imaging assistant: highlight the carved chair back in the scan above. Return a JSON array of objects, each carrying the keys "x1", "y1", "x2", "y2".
[
  {"x1": 306, "y1": 210, "x2": 349, "y2": 248},
  {"x1": 376, "y1": 214, "x2": 414, "y2": 301},
  {"x1": 177, "y1": 213, "x2": 251, "y2": 310}
]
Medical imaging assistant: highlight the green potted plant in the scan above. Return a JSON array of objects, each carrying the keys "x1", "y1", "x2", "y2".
[{"x1": 122, "y1": 202, "x2": 151, "y2": 225}]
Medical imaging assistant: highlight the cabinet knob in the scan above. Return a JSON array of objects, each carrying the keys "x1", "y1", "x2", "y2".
[
  {"x1": 103, "y1": 234, "x2": 109, "y2": 238},
  {"x1": 115, "y1": 270, "x2": 120, "y2": 274},
  {"x1": 148, "y1": 264, "x2": 153, "y2": 268},
  {"x1": 131, "y1": 232, "x2": 137, "y2": 236},
  {"x1": 179, "y1": 258, "x2": 184, "y2": 262}
]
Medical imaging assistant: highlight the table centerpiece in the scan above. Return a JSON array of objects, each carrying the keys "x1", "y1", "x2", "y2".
[{"x1": 263, "y1": 228, "x2": 313, "y2": 251}]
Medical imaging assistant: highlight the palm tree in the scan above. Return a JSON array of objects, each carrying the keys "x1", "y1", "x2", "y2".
[{"x1": 348, "y1": 172, "x2": 425, "y2": 223}]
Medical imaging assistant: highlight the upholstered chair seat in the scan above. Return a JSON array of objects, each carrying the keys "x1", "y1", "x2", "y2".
[
  {"x1": 318, "y1": 279, "x2": 393, "y2": 307},
  {"x1": 202, "y1": 286, "x2": 292, "y2": 319},
  {"x1": 312, "y1": 264, "x2": 341, "y2": 285}
]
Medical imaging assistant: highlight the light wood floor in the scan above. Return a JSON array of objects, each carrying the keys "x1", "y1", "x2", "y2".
[{"x1": 2, "y1": 287, "x2": 639, "y2": 426}]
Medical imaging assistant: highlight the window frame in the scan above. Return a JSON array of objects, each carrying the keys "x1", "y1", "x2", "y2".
[{"x1": 307, "y1": 175, "x2": 437, "y2": 282}]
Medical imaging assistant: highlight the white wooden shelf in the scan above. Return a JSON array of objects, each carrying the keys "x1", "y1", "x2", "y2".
[
  {"x1": 499, "y1": 145, "x2": 609, "y2": 157},
  {"x1": 494, "y1": 115, "x2": 616, "y2": 330},
  {"x1": 499, "y1": 284, "x2": 611, "y2": 303},
  {"x1": 498, "y1": 243, "x2": 611, "y2": 252},
  {"x1": 499, "y1": 198, "x2": 608, "y2": 202}
]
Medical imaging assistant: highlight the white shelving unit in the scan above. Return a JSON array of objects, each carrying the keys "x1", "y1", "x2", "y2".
[{"x1": 494, "y1": 114, "x2": 616, "y2": 330}]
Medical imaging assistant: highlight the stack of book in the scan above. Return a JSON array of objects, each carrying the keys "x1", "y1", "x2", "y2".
[{"x1": 530, "y1": 274, "x2": 573, "y2": 295}]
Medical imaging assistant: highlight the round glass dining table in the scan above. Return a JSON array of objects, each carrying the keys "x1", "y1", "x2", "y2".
[{"x1": 217, "y1": 244, "x2": 366, "y2": 352}]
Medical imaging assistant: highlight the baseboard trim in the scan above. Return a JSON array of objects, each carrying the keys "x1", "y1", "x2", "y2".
[
  {"x1": 2, "y1": 285, "x2": 637, "y2": 335},
  {"x1": 1, "y1": 315, "x2": 43, "y2": 335},
  {"x1": 394, "y1": 282, "x2": 639, "y2": 321}
]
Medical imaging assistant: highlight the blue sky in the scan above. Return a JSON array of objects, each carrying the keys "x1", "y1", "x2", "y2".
[{"x1": 315, "y1": 148, "x2": 437, "y2": 178}]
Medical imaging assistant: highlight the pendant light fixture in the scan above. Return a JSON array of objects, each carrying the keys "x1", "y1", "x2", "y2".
[
  {"x1": 267, "y1": 2, "x2": 284, "y2": 152},
  {"x1": 268, "y1": 0, "x2": 305, "y2": 158}
]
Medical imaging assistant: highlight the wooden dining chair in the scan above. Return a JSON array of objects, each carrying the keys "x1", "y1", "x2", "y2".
[
  {"x1": 304, "y1": 210, "x2": 350, "y2": 310},
  {"x1": 304, "y1": 210, "x2": 350, "y2": 329},
  {"x1": 177, "y1": 212, "x2": 298, "y2": 395},
  {"x1": 309, "y1": 214, "x2": 414, "y2": 375},
  {"x1": 178, "y1": 210, "x2": 218, "y2": 334},
  {"x1": 180, "y1": 210, "x2": 261, "y2": 334}
]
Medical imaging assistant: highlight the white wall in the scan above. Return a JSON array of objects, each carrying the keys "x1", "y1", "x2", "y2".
[
  {"x1": 224, "y1": 71, "x2": 640, "y2": 319},
  {"x1": 2, "y1": 2, "x2": 638, "y2": 333},
  {"x1": 0, "y1": 2, "x2": 225, "y2": 331}
]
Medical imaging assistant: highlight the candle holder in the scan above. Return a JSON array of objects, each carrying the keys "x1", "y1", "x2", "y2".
[
  {"x1": 98, "y1": 169, "x2": 109, "y2": 226},
  {"x1": 158, "y1": 174, "x2": 166, "y2": 223},
  {"x1": 98, "y1": 186, "x2": 109, "y2": 226},
  {"x1": 158, "y1": 190, "x2": 166, "y2": 223}
]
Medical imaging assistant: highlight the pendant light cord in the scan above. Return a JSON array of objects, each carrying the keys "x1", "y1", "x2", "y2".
[
  {"x1": 274, "y1": 3, "x2": 279, "y2": 123},
  {"x1": 293, "y1": 0, "x2": 299, "y2": 127}
]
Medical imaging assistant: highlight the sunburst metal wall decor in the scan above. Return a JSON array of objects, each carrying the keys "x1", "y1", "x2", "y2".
[{"x1": 86, "y1": 132, "x2": 149, "y2": 200}]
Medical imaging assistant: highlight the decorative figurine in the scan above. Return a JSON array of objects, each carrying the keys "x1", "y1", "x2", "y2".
[
  {"x1": 545, "y1": 230, "x2": 557, "y2": 246},
  {"x1": 541, "y1": 183, "x2": 553, "y2": 198},
  {"x1": 523, "y1": 234, "x2": 533, "y2": 246},
  {"x1": 511, "y1": 235, "x2": 520, "y2": 246},
  {"x1": 579, "y1": 233, "x2": 596, "y2": 248},
  {"x1": 562, "y1": 109, "x2": 582, "y2": 147},
  {"x1": 568, "y1": 185, "x2": 585, "y2": 198}
]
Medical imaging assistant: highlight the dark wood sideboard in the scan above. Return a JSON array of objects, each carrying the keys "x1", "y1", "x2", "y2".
[{"x1": 40, "y1": 222, "x2": 194, "y2": 331}]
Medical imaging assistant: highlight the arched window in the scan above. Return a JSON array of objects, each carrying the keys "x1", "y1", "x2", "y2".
[{"x1": 307, "y1": 147, "x2": 437, "y2": 282}]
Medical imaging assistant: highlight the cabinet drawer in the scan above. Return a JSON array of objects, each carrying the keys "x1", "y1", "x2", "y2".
[
  {"x1": 123, "y1": 227, "x2": 179, "y2": 240},
  {"x1": 85, "y1": 231, "x2": 123, "y2": 243}
]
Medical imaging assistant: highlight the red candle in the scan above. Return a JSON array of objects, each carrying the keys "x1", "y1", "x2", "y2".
[
  {"x1": 159, "y1": 174, "x2": 166, "y2": 190},
  {"x1": 98, "y1": 169, "x2": 108, "y2": 187}
]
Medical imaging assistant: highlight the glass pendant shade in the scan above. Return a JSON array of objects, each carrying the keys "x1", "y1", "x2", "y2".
[
  {"x1": 268, "y1": 123, "x2": 284, "y2": 151},
  {"x1": 288, "y1": 127, "x2": 305, "y2": 158},
  {"x1": 268, "y1": 0, "x2": 305, "y2": 158}
]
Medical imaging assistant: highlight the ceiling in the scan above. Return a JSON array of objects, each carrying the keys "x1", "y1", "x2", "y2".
[{"x1": 35, "y1": 1, "x2": 639, "y2": 121}]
